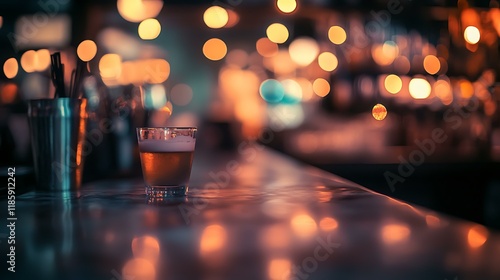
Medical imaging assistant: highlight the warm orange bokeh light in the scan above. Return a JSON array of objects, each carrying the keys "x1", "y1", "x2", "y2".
[
  {"x1": 77, "y1": 40, "x2": 98, "y2": 62},
  {"x1": 313, "y1": 78, "x2": 330, "y2": 97},
  {"x1": 434, "y1": 79, "x2": 453, "y2": 105},
  {"x1": 328, "y1": 26, "x2": 347, "y2": 45},
  {"x1": 277, "y1": 0, "x2": 297, "y2": 13},
  {"x1": 291, "y1": 214, "x2": 317, "y2": 238},
  {"x1": 318, "y1": 52, "x2": 339, "y2": 72},
  {"x1": 319, "y1": 217, "x2": 338, "y2": 231},
  {"x1": 20, "y1": 50, "x2": 37, "y2": 73},
  {"x1": 0, "y1": 83, "x2": 18, "y2": 104},
  {"x1": 131, "y1": 235, "x2": 160, "y2": 264},
  {"x1": 117, "y1": 0, "x2": 163, "y2": 22},
  {"x1": 266, "y1": 23, "x2": 289, "y2": 44},
  {"x1": 459, "y1": 80, "x2": 474, "y2": 98},
  {"x1": 203, "y1": 6, "x2": 229, "y2": 29},
  {"x1": 256, "y1": 37, "x2": 279, "y2": 57},
  {"x1": 288, "y1": 37, "x2": 319, "y2": 66},
  {"x1": 409, "y1": 78, "x2": 431, "y2": 99},
  {"x1": 468, "y1": 225, "x2": 488, "y2": 248},
  {"x1": 464, "y1": 26, "x2": 480, "y2": 44},
  {"x1": 99, "y1": 54, "x2": 122, "y2": 79},
  {"x1": 3, "y1": 58, "x2": 18, "y2": 79},
  {"x1": 381, "y1": 224, "x2": 410, "y2": 244},
  {"x1": 372, "y1": 103, "x2": 388, "y2": 121},
  {"x1": 200, "y1": 224, "x2": 227, "y2": 254},
  {"x1": 121, "y1": 258, "x2": 156, "y2": 280},
  {"x1": 423, "y1": 55, "x2": 441, "y2": 75},
  {"x1": 425, "y1": 215, "x2": 440, "y2": 228},
  {"x1": 138, "y1": 18, "x2": 161, "y2": 40},
  {"x1": 203, "y1": 38, "x2": 227, "y2": 61},
  {"x1": 268, "y1": 258, "x2": 291, "y2": 280},
  {"x1": 384, "y1": 74, "x2": 402, "y2": 94}
]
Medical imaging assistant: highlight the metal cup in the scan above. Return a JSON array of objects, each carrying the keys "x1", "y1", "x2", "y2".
[{"x1": 28, "y1": 98, "x2": 88, "y2": 191}]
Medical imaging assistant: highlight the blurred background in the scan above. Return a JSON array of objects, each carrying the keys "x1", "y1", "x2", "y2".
[{"x1": 1, "y1": 0, "x2": 500, "y2": 228}]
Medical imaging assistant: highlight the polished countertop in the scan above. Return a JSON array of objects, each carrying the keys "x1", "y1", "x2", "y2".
[{"x1": 2, "y1": 146, "x2": 500, "y2": 280}]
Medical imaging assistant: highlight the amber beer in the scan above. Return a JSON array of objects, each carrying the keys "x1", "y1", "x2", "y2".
[
  {"x1": 139, "y1": 150, "x2": 194, "y2": 186},
  {"x1": 137, "y1": 127, "x2": 196, "y2": 197}
]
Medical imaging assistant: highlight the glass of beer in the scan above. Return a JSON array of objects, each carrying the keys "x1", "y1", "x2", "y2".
[{"x1": 136, "y1": 127, "x2": 197, "y2": 197}]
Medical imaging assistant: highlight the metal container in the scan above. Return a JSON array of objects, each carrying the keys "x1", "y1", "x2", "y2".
[{"x1": 28, "y1": 98, "x2": 87, "y2": 191}]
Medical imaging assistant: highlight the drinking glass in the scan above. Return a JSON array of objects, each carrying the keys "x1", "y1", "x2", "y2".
[{"x1": 136, "y1": 127, "x2": 196, "y2": 197}]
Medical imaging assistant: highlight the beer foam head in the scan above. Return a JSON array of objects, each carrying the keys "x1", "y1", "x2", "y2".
[{"x1": 139, "y1": 136, "x2": 195, "y2": 152}]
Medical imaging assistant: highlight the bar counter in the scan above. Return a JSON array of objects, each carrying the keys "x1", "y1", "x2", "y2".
[{"x1": 5, "y1": 146, "x2": 500, "y2": 280}]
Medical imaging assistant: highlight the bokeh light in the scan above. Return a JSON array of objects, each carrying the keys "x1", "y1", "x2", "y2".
[
  {"x1": 138, "y1": 18, "x2": 161, "y2": 40},
  {"x1": 328, "y1": 26, "x2": 347, "y2": 45},
  {"x1": 3, "y1": 58, "x2": 19, "y2": 79},
  {"x1": 170, "y1": 83, "x2": 193, "y2": 106},
  {"x1": 260, "y1": 79, "x2": 285, "y2": 103},
  {"x1": 313, "y1": 78, "x2": 330, "y2": 97},
  {"x1": 203, "y1": 38, "x2": 227, "y2": 61},
  {"x1": 281, "y1": 79, "x2": 302, "y2": 103},
  {"x1": 131, "y1": 235, "x2": 160, "y2": 264},
  {"x1": 423, "y1": 55, "x2": 441, "y2": 75},
  {"x1": 318, "y1": 52, "x2": 338, "y2": 72},
  {"x1": 384, "y1": 74, "x2": 402, "y2": 94},
  {"x1": 291, "y1": 214, "x2": 317, "y2": 238},
  {"x1": 117, "y1": 0, "x2": 163, "y2": 22},
  {"x1": 319, "y1": 217, "x2": 338, "y2": 231},
  {"x1": 256, "y1": 37, "x2": 278, "y2": 57},
  {"x1": 372, "y1": 103, "x2": 388, "y2": 121},
  {"x1": 200, "y1": 224, "x2": 227, "y2": 255},
  {"x1": 276, "y1": 0, "x2": 297, "y2": 13},
  {"x1": 203, "y1": 6, "x2": 229, "y2": 29},
  {"x1": 77, "y1": 40, "x2": 98, "y2": 62},
  {"x1": 434, "y1": 79, "x2": 453, "y2": 105},
  {"x1": 464, "y1": 26, "x2": 480, "y2": 44},
  {"x1": 288, "y1": 37, "x2": 319, "y2": 66},
  {"x1": 20, "y1": 50, "x2": 37, "y2": 73},
  {"x1": 121, "y1": 258, "x2": 156, "y2": 280},
  {"x1": 459, "y1": 79, "x2": 474, "y2": 98},
  {"x1": 381, "y1": 224, "x2": 410, "y2": 244},
  {"x1": 99, "y1": 54, "x2": 122, "y2": 79},
  {"x1": 0, "y1": 83, "x2": 17, "y2": 104},
  {"x1": 34, "y1": 49, "x2": 51, "y2": 72},
  {"x1": 409, "y1": 78, "x2": 431, "y2": 99},
  {"x1": 468, "y1": 225, "x2": 488, "y2": 248},
  {"x1": 266, "y1": 23, "x2": 289, "y2": 44},
  {"x1": 268, "y1": 258, "x2": 291, "y2": 280}
]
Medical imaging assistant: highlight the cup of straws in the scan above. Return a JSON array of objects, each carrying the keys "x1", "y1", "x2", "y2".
[{"x1": 27, "y1": 52, "x2": 89, "y2": 191}]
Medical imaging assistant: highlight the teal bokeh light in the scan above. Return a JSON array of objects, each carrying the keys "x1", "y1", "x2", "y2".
[{"x1": 259, "y1": 79, "x2": 285, "y2": 103}]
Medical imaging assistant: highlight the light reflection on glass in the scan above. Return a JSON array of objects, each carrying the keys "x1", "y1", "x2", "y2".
[
  {"x1": 381, "y1": 223, "x2": 410, "y2": 245},
  {"x1": 290, "y1": 214, "x2": 317, "y2": 238}
]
